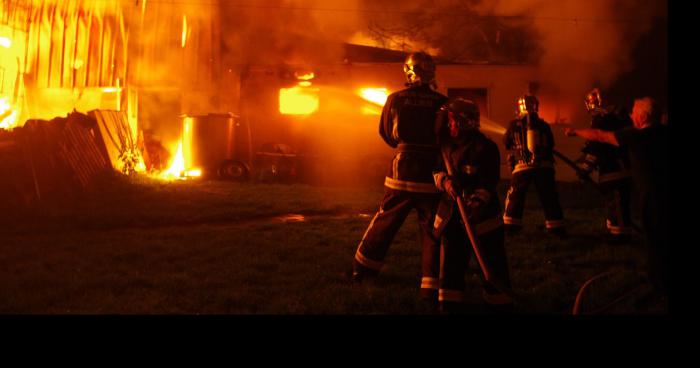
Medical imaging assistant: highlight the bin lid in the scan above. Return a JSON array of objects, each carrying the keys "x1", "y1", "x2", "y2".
[{"x1": 179, "y1": 112, "x2": 239, "y2": 119}]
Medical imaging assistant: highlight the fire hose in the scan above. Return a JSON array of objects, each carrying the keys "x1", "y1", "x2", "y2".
[
  {"x1": 572, "y1": 271, "x2": 651, "y2": 315},
  {"x1": 551, "y1": 149, "x2": 597, "y2": 186},
  {"x1": 552, "y1": 149, "x2": 643, "y2": 234},
  {"x1": 441, "y1": 148, "x2": 517, "y2": 302}
]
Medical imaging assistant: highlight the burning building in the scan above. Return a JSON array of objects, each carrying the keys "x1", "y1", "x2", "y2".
[
  {"x1": 0, "y1": 0, "x2": 227, "y2": 188},
  {"x1": 1, "y1": 0, "x2": 667, "y2": 195},
  {"x1": 238, "y1": 42, "x2": 548, "y2": 185}
]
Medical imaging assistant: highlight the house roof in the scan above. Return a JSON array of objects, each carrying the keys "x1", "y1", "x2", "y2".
[{"x1": 341, "y1": 43, "x2": 529, "y2": 66}]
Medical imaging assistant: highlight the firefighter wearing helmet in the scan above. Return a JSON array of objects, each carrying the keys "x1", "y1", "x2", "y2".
[
  {"x1": 503, "y1": 94, "x2": 566, "y2": 236},
  {"x1": 352, "y1": 51, "x2": 448, "y2": 303},
  {"x1": 577, "y1": 88, "x2": 634, "y2": 241},
  {"x1": 403, "y1": 51, "x2": 437, "y2": 88},
  {"x1": 432, "y1": 98, "x2": 513, "y2": 313}
]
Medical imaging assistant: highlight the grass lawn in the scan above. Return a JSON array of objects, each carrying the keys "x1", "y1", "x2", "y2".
[{"x1": 0, "y1": 175, "x2": 667, "y2": 314}]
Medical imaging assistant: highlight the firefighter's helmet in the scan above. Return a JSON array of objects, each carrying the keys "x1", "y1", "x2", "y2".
[
  {"x1": 517, "y1": 94, "x2": 539, "y2": 117},
  {"x1": 442, "y1": 97, "x2": 480, "y2": 136},
  {"x1": 585, "y1": 88, "x2": 603, "y2": 113},
  {"x1": 403, "y1": 51, "x2": 436, "y2": 87}
]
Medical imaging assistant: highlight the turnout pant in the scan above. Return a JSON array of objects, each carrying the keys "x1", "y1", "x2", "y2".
[
  {"x1": 354, "y1": 188, "x2": 441, "y2": 298},
  {"x1": 503, "y1": 168, "x2": 565, "y2": 230},
  {"x1": 600, "y1": 179, "x2": 633, "y2": 236},
  {"x1": 439, "y1": 215, "x2": 512, "y2": 307}
]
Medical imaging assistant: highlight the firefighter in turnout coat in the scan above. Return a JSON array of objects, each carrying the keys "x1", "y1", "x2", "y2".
[
  {"x1": 352, "y1": 51, "x2": 448, "y2": 300},
  {"x1": 503, "y1": 95, "x2": 566, "y2": 236},
  {"x1": 576, "y1": 88, "x2": 634, "y2": 240},
  {"x1": 432, "y1": 98, "x2": 513, "y2": 313}
]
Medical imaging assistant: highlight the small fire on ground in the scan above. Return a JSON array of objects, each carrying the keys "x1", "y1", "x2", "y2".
[{"x1": 159, "y1": 141, "x2": 201, "y2": 181}]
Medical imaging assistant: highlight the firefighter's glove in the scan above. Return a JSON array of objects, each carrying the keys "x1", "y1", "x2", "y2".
[
  {"x1": 466, "y1": 195, "x2": 487, "y2": 223},
  {"x1": 443, "y1": 177, "x2": 462, "y2": 201}
]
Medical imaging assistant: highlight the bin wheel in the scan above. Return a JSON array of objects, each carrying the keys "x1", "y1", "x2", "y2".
[{"x1": 218, "y1": 160, "x2": 250, "y2": 182}]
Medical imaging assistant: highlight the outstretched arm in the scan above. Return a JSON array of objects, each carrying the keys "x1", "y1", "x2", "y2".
[{"x1": 564, "y1": 128, "x2": 619, "y2": 147}]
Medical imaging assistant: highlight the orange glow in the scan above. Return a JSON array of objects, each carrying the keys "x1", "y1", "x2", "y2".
[
  {"x1": 279, "y1": 86, "x2": 319, "y2": 115},
  {"x1": 160, "y1": 141, "x2": 202, "y2": 180},
  {"x1": 162, "y1": 141, "x2": 186, "y2": 179},
  {"x1": 0, "y1": 97, "x2": 18, "y2": 130},
  {"x1": 518, "y1": 98, "x2": 528, "y2": 116},
  {"x1": 362, "y1": 105, "x2": 382, "y2": 116},
  {"x1": 295, "y1": 72, "x2": 315, "y2": 81},
  {"x1": 359, "y1": 88, "x2": 388, "y2": 106},
  {"x1": 348, "y1": 32, "x2": 441, "y2": 56},
  {"x1": 181, "y1": 15, "x2": 188, "y2": 48},
  {"x1": 480, "y1": 117, "x2": 507, "y2": 136},
  {"x1": 185, "y1": 169, "x2": 202, "y2": 177},
  {"x1": 159, "y1": 118, "x2": 201, "y2": 180}
]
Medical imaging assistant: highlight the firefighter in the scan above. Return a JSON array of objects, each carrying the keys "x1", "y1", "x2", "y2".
[
  {"x1": 565, "y1": 97, "x2": 668, "y2": 296},
  {"x1": 576, "y1": 88, "x2": 634, "y2": 241},
  {"x1": 503, "y1": 94, "x2": 566, "y2": 236},
  {"x1": 432, "y1": 98, "x2": 513, "y2": 313},
  {"x1": 351, "y1": 51, "x2": 448, "y2": 302}
]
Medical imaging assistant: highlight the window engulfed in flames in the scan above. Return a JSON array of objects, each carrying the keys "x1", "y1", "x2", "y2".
[{"x1": 279, "y1": 86, "x2": 319, "y2": 115}]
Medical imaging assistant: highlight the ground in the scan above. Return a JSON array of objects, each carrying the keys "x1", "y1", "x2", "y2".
[{"x1": 0, "y1": 175, "x2": 667, "y2": 314}]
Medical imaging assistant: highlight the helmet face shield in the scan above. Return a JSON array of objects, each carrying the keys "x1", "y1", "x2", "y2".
[
  {"x1": 585, "y1": 88, "x2": 603, "y2": 113},
  {"x1": 445, "y1": 98, "x2": 480, "y2": 137},
  {"x1": 403, "y1": 52, "x2": 436, "y2": 86},
  {"x1": 517, "y1": 95, "x2": 539, "y2": 117}
]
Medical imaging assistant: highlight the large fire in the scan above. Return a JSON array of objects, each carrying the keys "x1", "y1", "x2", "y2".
[
  {"x1": 160, "y1": 141, "x2": 202, "y2": 180},
  {"x1": 0, "y1": 36, "x2": 11, "y2": 48},
  {"x1": 181, "y1": 15, "x2": 188, "y2": 48},
  {"x1": 359, "y1": 88, "x2": 388, "y2": 106},
  {"x1": 279, "y1": 86, "x2": 320, "y2": 115},
  {"x1": 358, "y1": 88, "x2": 388, "y2": 115},
  {"x1": 159, "y1": 118, "x2": 201, "y2": 180},
  {"x1": 0, "y1": 97, "x2": 18, "y2": 130}
]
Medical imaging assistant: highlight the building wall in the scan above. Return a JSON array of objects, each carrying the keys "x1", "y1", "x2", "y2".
[
  {"x1": 240, "y1": 61, "x2": 580, "y2": 185},
  {"x1": 1, "y1": 0, "x2": 223, "y2": 157}
]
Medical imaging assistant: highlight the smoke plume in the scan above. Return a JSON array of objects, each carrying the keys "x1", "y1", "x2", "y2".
[{"x1": 475, "y1": 0, "x2": 667, "y2": 96}]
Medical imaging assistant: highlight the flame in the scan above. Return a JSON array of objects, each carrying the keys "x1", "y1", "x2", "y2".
[
  {"x1": 160, "y1": 141, "x2": 202, "y2": 180},
  {"x1": 359, "y1": 88, "x2": 388, "y2": 106},
  {"x1": 0, "y1": 37, "x2": 11, "y2": 48},
  {"x1": 279, "y1": 86, "x2": 319, "y2": 115},
  {"x1": 0, "y1": 97, "x2": 19, "y2": 130},
  {"x1": 159, "y1": 119, "x2": 201, "y2": 180},
  {"x1": 295, "y1": 72, "x2": 315, "y2": 81},
  {"x1": 348, "y1": 31, "x2": 441, "y2": 56},
  {"x1": 181, "y1": 15, "x2": 188, "y2": 48},
  {"x1": 162, "y1": 141, "x2": 186, "y2": 179},
  {"x1": 159, "y1": 142, "x2": 199, "y2": 180},
  {"x1": 185, "y1": 168, "x2": 202, "y2": 177},
  {"x1": 361, "y1": 106, "x2": 382, "y2": 115}
]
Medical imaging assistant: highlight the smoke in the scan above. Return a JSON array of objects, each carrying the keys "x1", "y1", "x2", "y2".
[
  {"x1": 475, "y1": 0, "x2": 667, "y2": 96},
  {"x1": 220, "y1": 0, "x2": 364, "y2": 69}
]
